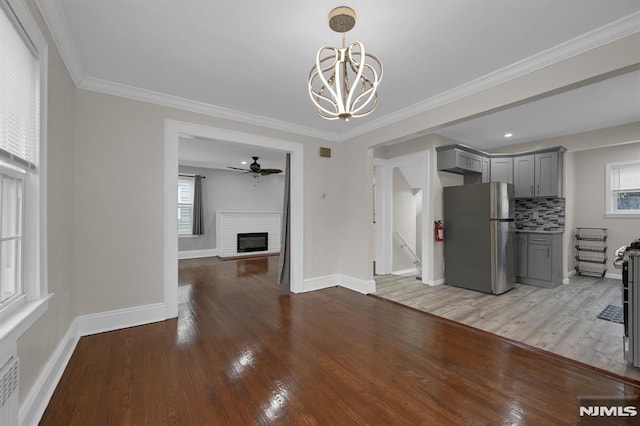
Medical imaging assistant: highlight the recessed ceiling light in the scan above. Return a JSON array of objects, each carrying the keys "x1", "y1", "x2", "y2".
[
  {"x1": 241, "y1": 161, "x2": 247, "y2": 165},
  {"x1": 504, "y1": 133, "x2": 513, "y2": 138}
]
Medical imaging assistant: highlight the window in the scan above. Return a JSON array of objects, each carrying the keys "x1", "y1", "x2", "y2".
[
  {"x1": 0, "y1": 167, "x2": 23, "y2": 305},
  {"x1": 178, "y1": 176, "x2": 194, "y2": 235},
  {"x1": 0, "y1": 0, "x2": 45, "y2": 320},
  {"x1": 606, "y1": 160, "x2": 640, "y2": 216}
]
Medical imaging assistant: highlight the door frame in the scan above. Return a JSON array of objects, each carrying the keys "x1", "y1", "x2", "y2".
[
  {"x1": 163, "y1": 119, "x2": 304, "y2": 318},
  {"x1": 373, "y1": 150, "x2": 431, "y2": 284}
]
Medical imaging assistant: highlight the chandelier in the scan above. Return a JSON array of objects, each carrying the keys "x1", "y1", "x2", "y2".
[{"x1": 308, "y1": 6, "x2": 383, "y2": 121}]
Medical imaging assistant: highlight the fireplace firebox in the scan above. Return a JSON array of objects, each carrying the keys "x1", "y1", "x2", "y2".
[{"x1": 237, "y1": 232, "x2": 268, "y2": 253}]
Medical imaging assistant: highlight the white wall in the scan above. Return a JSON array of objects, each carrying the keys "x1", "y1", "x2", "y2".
[
  {"x1": 375, "y1": 134, "x2": 463, "y2": 284},
  {"x1": 177, "y1": 166, "x2": 284, "y2": 253},
  {"x1": 17, "y1": 0, "x2": 76, "y2": 405},
  {"x1": 572, "y1": 142, "x2": 640, "y2": 276},
  {"x1": 15, "y1": 0, "x2": 640, "y2": 417},
  {"x1": 490, "y1": 122, "x2": 640, "y2": 279},
  {"x1": 392, "y1": 168, "x2": 417, "y2": 272}
]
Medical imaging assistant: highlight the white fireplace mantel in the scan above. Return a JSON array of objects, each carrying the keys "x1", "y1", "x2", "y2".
[{"x1": 216, "y1": 211, "x2": 281, "y2": 258}]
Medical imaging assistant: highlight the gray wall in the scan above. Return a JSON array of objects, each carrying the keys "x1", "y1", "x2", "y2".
[{"x1": 178, "y1": 166, "x2": 284, "y2": 253}]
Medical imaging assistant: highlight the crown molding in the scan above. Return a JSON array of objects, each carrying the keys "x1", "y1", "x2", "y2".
[
  {"x1": 35, "y1": 0, "x2": 84, "y2": 85},
  {"x1": 78, "y1": 76, "x2": 338, "y2": 142},
  {"x1": 36, "y1": 0, "x2": 640, "y2": 144},
  {"x1": 340, "y1": 10, "x2": 640, "y2": 142}
]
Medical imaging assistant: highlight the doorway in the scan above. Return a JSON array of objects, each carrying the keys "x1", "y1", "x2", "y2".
[
  {"x1": 163, "y1": 120, "x2": 304, "y2": 319},
  {"x1": 373, "y1": 151, "x2": 431, "y2": 284}
]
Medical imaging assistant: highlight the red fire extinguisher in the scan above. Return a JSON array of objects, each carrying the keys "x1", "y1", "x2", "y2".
[{"x1": 434, "y1": 220, "x2": 444, "y2": 242}]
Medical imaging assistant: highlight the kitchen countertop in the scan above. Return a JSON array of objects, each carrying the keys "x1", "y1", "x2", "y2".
[{"x1": 515, "y1": 229, "x2": 564, "y2": 234}]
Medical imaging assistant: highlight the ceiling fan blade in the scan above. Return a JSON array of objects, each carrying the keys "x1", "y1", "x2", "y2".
[
  {"x1": 260, "y1": 169, "x2": 283, "y2": 175},
  {"x1": 228, "y1": 166, "x2": 250, "y2": 171}
]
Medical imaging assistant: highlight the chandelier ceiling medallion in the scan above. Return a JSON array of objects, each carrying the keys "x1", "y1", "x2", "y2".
[{"x1": 308, "y1": 6, "x2": 383, "y2": 121}]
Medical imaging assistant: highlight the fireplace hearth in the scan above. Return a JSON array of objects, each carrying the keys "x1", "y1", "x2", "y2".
[{"x1": 237, "y1": 232, "x2": 268, "y2": 253}]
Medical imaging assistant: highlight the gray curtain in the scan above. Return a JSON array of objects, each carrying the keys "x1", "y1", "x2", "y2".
[
  {"x1": 278, "y1": 154, "x2": 291, "y2": 287},
  {"x1": 192, "y1": 175, "x2": 204, "y2": 235}
]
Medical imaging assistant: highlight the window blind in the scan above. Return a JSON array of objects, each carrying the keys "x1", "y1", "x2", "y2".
[
  {"x1": 611, "y1": 164, "x2": 640, "y2": 191},
  {"x1": 0, "y1": 3, "x2": 39, "y2": 169},
  {"x1": 177, "y1": 176, "x2": 194, "y2": 234},
  {"x1": 178, "y1": 176, "x2": 194, "y2": 204}
]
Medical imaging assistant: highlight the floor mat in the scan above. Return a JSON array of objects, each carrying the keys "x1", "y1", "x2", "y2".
[{"x1": 597, "y1": 305, "x2": 624, "y2": 324}]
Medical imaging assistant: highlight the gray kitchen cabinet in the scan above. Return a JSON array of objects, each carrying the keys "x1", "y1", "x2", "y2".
[
  {"x1": 516, "y1": 233, "x2": 528, "y2": 279},
  {"x1": 527, "y1": 240, "x2": 552, "y2": 282},
  {"x1": 513, "y1": 150, "x2": 563, "y2": 198},
  {"x1": 437, "y1": 147, "x2": 482, "y2": 174},
  {"x1": 513, "y1": 155, "x2": 535, "y2": 197},
  {"x1": 482, "y1": 157, "x2": 490, "y2": 183},
  {"x1": 490, "y1": 157, "x2": 513, "y2": 184},
  {"x1": 535, "y1": 151, "x2": 559, "y2": 197},
  {"x1": 516, "y1": 232, "x2": 563, "y2": 288},
  {"x1": 437, "y1": 144, "x2": 565, "y2": 194}
]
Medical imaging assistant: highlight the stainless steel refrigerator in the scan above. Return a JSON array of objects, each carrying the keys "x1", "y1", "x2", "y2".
[{"x1": 443, "y1": 182, "x2": 516, "y2": 295}]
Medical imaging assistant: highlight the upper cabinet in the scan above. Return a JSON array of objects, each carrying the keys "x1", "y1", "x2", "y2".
[
  {"x1": 513, "y1": 151, "x2": 563, "y2": 198},
  {"x1": 535, "y1": 151, "x2": 560, "y2": 197},
  {"x1": 490, "y1": 157, "x2": 513, "y2": 184},
  {"x1": 437, "y1": 144, "x2": 565, "y2": 198},
  {"x1": 436, "y1": 147, "x2": 482, "y2": 174},
  {"x1": 481, "y1": 157, "x2": 490, "y2": 183},
  {"x1": 513, "y1": 155, "x2": 535, "y2": 197}
]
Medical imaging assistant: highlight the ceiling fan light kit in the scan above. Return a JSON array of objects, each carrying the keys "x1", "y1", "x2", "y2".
[{"x1": 308, "y1": 6, "x2": 383, "y2": 121}]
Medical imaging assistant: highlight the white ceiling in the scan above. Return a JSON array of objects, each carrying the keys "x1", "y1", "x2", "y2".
[
  {"x1": 437, "y1": 69, "x2": 640, "y2": 149},
  {"x1": 40, "y1": 0, "x2": 640, "y2": 144},
  {"x1": 179, "y1": 137, "x2": 287, "y2": 170}
]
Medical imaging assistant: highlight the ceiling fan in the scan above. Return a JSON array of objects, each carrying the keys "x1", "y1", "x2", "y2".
[{"x1": 228, "y1": 157, "x2": 282, "y2": 176}]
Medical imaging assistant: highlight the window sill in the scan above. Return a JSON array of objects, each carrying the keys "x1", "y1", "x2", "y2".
[
  {"x1": 0, "y1": 294, "x2": 52, "y2": 349},
  {"x1": 179, "y1": 234, "x2": 200, "y2": 239},
  {"x1": 605, "y1": 212, "x2": 640, "y2": 218}
]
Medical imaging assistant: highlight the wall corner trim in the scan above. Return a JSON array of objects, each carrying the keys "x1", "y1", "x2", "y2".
[{"x1": 18, "y1": 302, "x2": 166, "y2": 426}]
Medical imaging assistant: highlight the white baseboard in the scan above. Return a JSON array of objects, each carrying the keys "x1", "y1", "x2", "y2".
[
  {"x1": 426, "y1": 278, "x2": 444, "y2": 286},
  {"x1": 19, "y1": 321, "x2": 79, "y2": 426},
  {"x1": 605, "y1": 272, "x2": 623, "y2": 280},
  {"x1": 565, "y1": 269, "x2": 621, "y2": 281},
  {"x1": 303, "y1": 274, "x2": 376, "y2": 294},
  {"x1": 19, "y1": 302, "x2": 167, "y2": 426},
  {"x1": 339, "y1": 275, "x2": 376, "y2": 294},
  {"x1": 178, "y1": 248, "x2": 218, "y2": 260},
  {"x1": 76, "y1": 303, "x2": 166, "y2": 336},
  {"x1": 392, "y1": 268, "x2": 419, "y2": 277},
  {"x1": 302, "y1": 274, "x2": 339, "y2": 292}
]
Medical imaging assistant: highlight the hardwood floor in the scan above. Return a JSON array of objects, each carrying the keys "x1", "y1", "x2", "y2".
[
  {"x1": 41, "y1": 256, "x2": 640, "y2": 425},
  {"x1": 374, "y1": 274, "x2": 640, "y2": 382}
]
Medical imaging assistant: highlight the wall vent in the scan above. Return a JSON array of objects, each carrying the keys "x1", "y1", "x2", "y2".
[{"x1": 0, "y1": 357, "x2": 19, "y2": 426}]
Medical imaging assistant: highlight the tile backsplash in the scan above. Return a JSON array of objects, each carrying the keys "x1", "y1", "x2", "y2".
[{"x1": 515, "y1": 198, "x2": 565, "y2": 232}]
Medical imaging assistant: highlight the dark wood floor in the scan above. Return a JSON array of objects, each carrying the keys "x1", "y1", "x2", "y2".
[{"x1": 41, "y1": 256, "x2": 640, "y2": 425}]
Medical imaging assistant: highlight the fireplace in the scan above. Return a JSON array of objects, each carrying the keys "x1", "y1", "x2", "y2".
[
  {"x1": 216, "y1": 212, "x2": 280, "y2": 258},
  {"x1": 237, "y1": 232, "x2": 268, "y2": 253}
]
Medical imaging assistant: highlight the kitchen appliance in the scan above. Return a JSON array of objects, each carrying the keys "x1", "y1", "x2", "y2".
[
  {"x1": 443, "y1": 182, "x2": 516, "y2": 295},
  {"x1": 615, "y1": 240, "x2": 640, "y2": 367}
]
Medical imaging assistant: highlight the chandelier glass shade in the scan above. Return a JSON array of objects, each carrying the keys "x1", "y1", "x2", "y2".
[{"x1": 308, "y1": 7, "x2": 383, "y2": 121}]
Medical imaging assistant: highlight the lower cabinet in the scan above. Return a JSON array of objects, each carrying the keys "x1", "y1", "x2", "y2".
[{"x1": 515, "y1": 232, "x2": 563, "y2": 288}]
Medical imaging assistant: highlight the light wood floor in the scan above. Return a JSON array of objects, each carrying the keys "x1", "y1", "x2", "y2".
[{"x1": 374, "y1": 274, "x2": 640, "y2": 381}]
